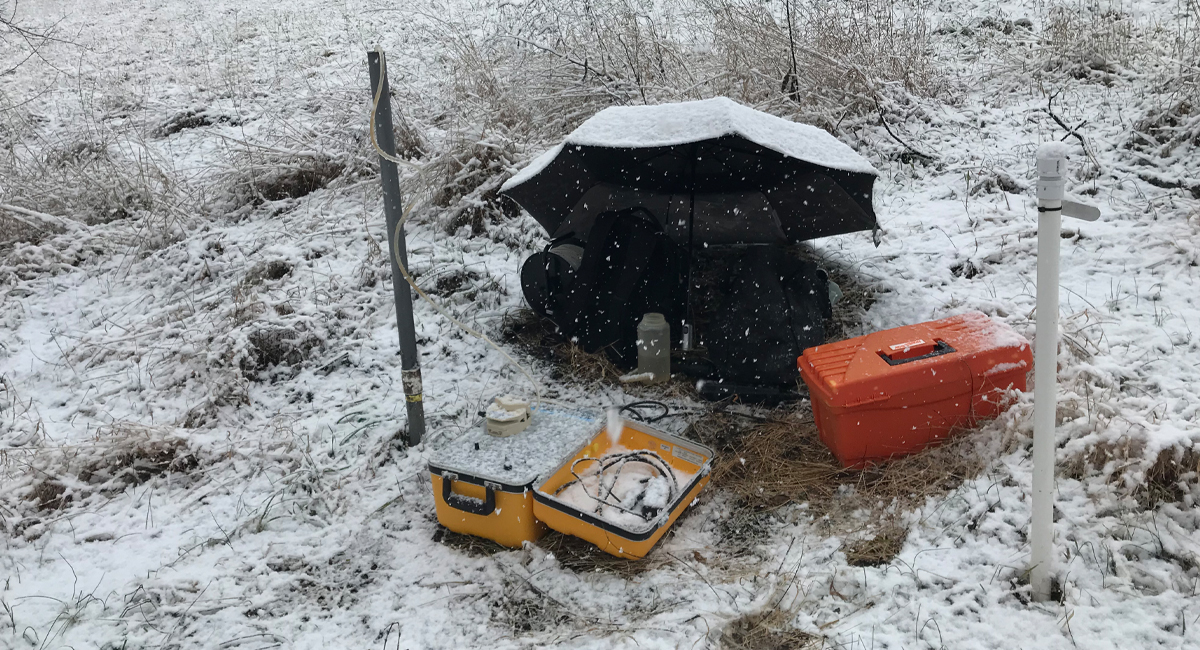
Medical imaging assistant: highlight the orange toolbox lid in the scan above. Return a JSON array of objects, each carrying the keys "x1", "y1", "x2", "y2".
[{"x1": 798, "y1": 311, "x2": 1031, "y2": 410}]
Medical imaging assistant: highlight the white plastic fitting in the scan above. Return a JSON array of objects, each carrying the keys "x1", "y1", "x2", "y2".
[{"x1": 485, "y1": 395, "x2": 532, "y2": 437}]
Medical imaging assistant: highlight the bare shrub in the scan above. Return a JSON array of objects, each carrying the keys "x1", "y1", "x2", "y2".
[
  {"x1": 1179, "y1": 0, "x2": 1200, "y2": 95},
  {"x1": 1128, "y1": 1, "x2": 1200, "y2": 158},
  {"x1": 415, "y1": 0, "x2": 940, "y2": 247},
  {"x1": 432, "y1": 0, "x2": 940, "y2": 138},
  {"x1": 0, "y1": 130, "x2": 195, "y2": 249},
  {"x1": 393, "y1": 112, "x2": 428, "y2": 160},
  {"x1": 428, "y1": 130, "x2": 522, "y2": 236},
  {"x1": 701, "y1": 0, "x2": 942, "y2": 121},
  {"x1": 0, "y1": 3, "x2": 59, "y2": 77},
  {"x1": 1041, "y1": 4, "x2": 1140, "y2": 78},
  {"x1": 436, "y1": 0, "x2": 696, "y2": 137}
]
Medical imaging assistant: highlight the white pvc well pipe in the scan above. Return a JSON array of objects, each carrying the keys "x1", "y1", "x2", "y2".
[{"x1": 1030, "y1": 144, "x2": 1067, "y2": 603}]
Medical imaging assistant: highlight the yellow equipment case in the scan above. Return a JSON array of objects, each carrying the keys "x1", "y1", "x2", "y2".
[
  {"x1": 532, "y1": 420, "x2": 714, "y2": 559},
  {"x1": 428, "y1": 405, "x2": 601, "y2": 548}
]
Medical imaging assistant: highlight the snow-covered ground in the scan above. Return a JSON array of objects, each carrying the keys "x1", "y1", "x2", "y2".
[{"x1": 2, "y1": 0, "x2": 1198, "y2": 648}]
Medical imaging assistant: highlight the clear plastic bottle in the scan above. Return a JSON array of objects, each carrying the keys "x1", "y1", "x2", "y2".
[{"x1": 636, "y1": 313, "x2": 670, "y2": 384}]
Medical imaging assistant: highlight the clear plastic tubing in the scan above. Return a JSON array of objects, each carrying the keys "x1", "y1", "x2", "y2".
[{"x1": 636, "y1": 313, "x2": 671, "y2": 384}]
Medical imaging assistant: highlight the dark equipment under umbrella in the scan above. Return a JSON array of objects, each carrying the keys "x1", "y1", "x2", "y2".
[{"x1": 501, "y1": 97, "x2": 879, "y2": 350}]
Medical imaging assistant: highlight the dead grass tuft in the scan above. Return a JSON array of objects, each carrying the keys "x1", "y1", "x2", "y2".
[
  {"x1": 720, "y1": 580, "x2": 819, "y2": 650},
  {"x1": 690, "y1": 410, "x2": 985, "y2": 563},
  {"x1": 722, "y1": 611, "x2": 818, "y2": 650},
  {"x1": 1130, "y1": 101, "x2": 1200, "y2": 168},
  {"x1": 843, "y1": 516, "x2": 909, "y2": 567},
  {"x1": 249, "y1": 158, "x2": 345, "y2": 203},
  {"x1": 241, "y1": 326, "x2": 321, "y2": 378},
  {"x1": 157, "y1": 109, "x2": 241, "y2": 137},
  {"x1": 1137, "y1": 446, "x2": 1200, "y2": 510},
  {"x1": 244, "y1": 259, "x2": 294, "y2": 285},
  {"x1": 77, "y1": 435, "x2": 197, "y2": 488},
  {"x1": 435, "y1": 526, "x2": 511, "y2": 557},
  {"x1": 1061, "y1": 435, "x2": 1145, "y2": 481},
  {"x1": 29, "y1": 479, "x2": 71, "y2": 511},
  {"x1": 16, "y1": 423, "x2": 200, "y2": 516}
]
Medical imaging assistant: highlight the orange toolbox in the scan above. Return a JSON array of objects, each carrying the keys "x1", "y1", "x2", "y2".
[
  {"x1": 798, "y1": 311, "x2": 1032, "y2": 468},
  {"x1": 428, "y1": 405, "x2": 601, "y2": 548}
]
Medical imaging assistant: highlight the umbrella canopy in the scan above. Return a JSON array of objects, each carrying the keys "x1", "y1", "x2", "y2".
[{"x1": 500, "y1": 97, "x2": 879, "y2": 245}]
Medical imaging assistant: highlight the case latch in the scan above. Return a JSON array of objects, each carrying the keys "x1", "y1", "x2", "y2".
[{"x1": 879, "y1": 339, "x2": 955, "y2": 365}]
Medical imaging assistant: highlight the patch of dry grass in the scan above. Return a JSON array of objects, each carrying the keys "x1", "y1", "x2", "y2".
[
  {"x1": 709, "y1": 416, "x2": 985, "y2": 517},
  {"x1": 536, "y1": 530, "x2": 672, "y2": 578},
  {"x1": 8, "y1": 423, "x2": 200, "y2": 536},
  {"x1": 1138, "y1": 446, "x2": 1200, "y2": 510},
  {"x1": 843, "y1": 515, "x2": 908, "y2": 567},
  {"x1": 687, "y1": 409, "x2": 988, "y2": 564},
  {"x1": 720, "y1": 576, "x2": 821, "y2": 650},
  {"x1": 500, "y1": 308, "x2": 627, "y2": 386},
  {"x1": 721, "y1": 609, "x2": 819, "y2": 650},
  {"x1": 435, "y1": 525, "x2": 512, "y2": 557}
]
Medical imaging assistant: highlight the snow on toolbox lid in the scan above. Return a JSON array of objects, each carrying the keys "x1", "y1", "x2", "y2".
[
  {"x1": 798, "y1": 311, "x2": 1031, "y2": 409},
  {"x1": 428, "y1": 404, "x2": 602, "y2": 491}
]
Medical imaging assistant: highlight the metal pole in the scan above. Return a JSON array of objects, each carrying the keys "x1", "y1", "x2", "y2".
[
  {"x1": 1030, "y1": 144, "x2": 1066, "y2": 602},
  {"x1": 369, "y1": 49, "x2": 426, "y2": 447}
]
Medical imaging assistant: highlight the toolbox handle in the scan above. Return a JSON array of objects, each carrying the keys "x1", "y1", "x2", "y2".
[
  {"x1": 441, "y1": 473, "x2": 497, "y2": 516},
  {"x1": 879, "y1": 340, "x2": 955, "y2": 366}
]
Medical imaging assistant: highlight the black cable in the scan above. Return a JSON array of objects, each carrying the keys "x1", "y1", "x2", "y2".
[
  {"x1": 554, "y1": 450, "x2": 680, "y2": 521},
  {"x1": 619, "y1": 400, "x2": 670, "y2": 423}
]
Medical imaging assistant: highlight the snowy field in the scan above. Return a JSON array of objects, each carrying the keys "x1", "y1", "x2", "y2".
[{"x1": 2, "y1": 0, "x2": 1199, "y2": 648}]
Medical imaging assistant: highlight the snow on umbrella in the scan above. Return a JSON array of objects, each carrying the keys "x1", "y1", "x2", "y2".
[{"x1": 499, "y1": 97, "x2": 880, "y2": 246}]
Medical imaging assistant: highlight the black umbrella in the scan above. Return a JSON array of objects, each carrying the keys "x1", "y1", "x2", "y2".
[
  {"x1": 501, "y1": 97, "x2": 879, "y2": 246},
  {"x1": 500, "y1": 97, "x2": 879, "y2": 346}
]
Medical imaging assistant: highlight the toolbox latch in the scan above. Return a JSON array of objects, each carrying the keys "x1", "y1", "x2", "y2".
[{"x1": 879, "y1": 339, "x2": 955, "y2": 365}]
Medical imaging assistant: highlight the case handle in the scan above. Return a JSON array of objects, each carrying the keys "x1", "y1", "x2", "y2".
[{"x1": 441, "y1": 473, "x2": 497, "y2": 516}]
